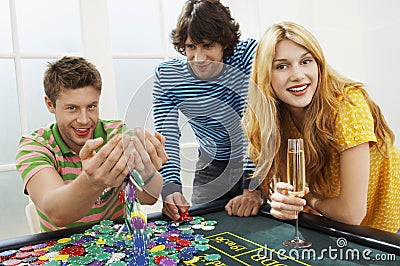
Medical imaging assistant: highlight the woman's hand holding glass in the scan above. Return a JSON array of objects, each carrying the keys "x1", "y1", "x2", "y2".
[{"x1": 270, "y1": 182, "x2": 307, "y2": 220}]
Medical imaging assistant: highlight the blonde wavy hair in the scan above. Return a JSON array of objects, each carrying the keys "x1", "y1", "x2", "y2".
[{"x1": 244, "y1": 21, "x2": 394, "y2": 196}]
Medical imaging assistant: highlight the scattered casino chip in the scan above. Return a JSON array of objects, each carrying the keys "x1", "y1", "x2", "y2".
[
  {"x1": 205, "y1": 253, "x2": 222, "y2": 261},
  {"x1": 201, "y1": 225, "x2": 215, "y2": 231},
  {"x1": 195, "y1": 244, "x2": 210, "y2": 251},
  {"x1": 160, "y1": 257, "x2": 178, "y2": 265},
  {"x1": 191, "y1": 224, "x2": 203, "y2": 230},
  {"x1": 202, "y1": 220, "x2": 218, "y2": 226}
]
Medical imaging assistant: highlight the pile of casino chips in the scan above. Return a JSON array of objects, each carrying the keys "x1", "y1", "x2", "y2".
[{"x1": 0, "y1": 216, "x2": 221, "y2": 266}]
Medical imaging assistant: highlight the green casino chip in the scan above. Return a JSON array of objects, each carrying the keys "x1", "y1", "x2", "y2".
[
  {"x1": 195, "y1": 244, "x2": 209, "y2": 251},
  {"x1": 180, "y1": 229, "x2": 194, "y2": 234},
  {"x1": 92, "y1": 224, "x2": 101, "y2": 230},
  {"x1": 104, "y1": 237, "x2": 117, "y2": 246},
  {"x1": 47, "y1": 243, "x2": 64, "y2": 252},
  {"x1": 153, "y1": 226, "x2": 168, "y2": 233},
  {"x1": 108, "y1": 262, "x2": 126, "y2": 266},
  {"x1": 154, "y1": 220, "x2": 167, "y2": 225},
  {"x1": 203, "y1": 220, "x2": 218, "y2": 226},
  {"x1": 99, "y1": 227, "x2": 114, "y2": 235},
  {"x1": 68, "y1": 256, "x2": 84, "y2": 265},
  {"x1": 70, "y1": 233, "x2": 84, "y2": 240},
  {"x1": 100, "y1": 220, "x2": 114, "y2": 226},
  {"x1": 195, "y1": 238, "x2": 209, "y2": 244},
  {"x1": 80, "y1": 256, "x2": 94, "y2": 265},
  {"x1": 86, "y1": 246, "x2": 103, "y2": 255},
  {"x1": 165, "y1": 248, "x2": 177, "y2": 255},
  {"x1": 178, "y1": 225, "x2": 192, "y2": 231},
  {"x1": 95, "y1": 252, "x2": 111, "y2": 261},
  {"x1": 44, "y1": 260, "x2": 61, "y2": 266},
  {"x1": 145, "y1": 228, "x2": 154, "y2": 237},
  {"x1": 205, "y1": 254, "x2": 222, "y2": 261},
  {"x1": 192, "y1": 216, "x2": 204, "y2": 222}
]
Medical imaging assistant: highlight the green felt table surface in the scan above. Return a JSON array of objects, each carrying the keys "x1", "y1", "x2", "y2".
[{"x1": 1, "y1": 200, "x2": 399, "y2": 265}]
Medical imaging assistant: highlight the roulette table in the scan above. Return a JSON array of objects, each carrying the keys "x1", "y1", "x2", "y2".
[{"x1": 0, "y1": 200, "x2": 399, "y2": 265}]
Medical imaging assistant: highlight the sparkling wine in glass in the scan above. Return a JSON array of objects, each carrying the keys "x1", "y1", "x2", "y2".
[{"x1": 282, "y1": 138, "x2": 312, "y2": 248}]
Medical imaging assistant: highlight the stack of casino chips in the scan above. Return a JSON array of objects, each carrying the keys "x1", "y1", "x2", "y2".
[{"x1": 124, "y1": 177, "x2": 149, "y2": 265}]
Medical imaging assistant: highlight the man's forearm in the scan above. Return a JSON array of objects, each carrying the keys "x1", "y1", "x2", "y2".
[{"x1": 37, "y1": 172, "x2": 105, "y2": 227}]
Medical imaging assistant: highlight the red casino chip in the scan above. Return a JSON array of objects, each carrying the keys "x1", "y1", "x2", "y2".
[
  {"x1": 176, "y1": 239, "x2": 191, "y2": 247},
  {"x1": 118, "y1": 189, "x2": 126, "y2": 205},
  {"x1": 177, "y1": 209, "x2": 193, "y2": 222},
  {"x1": 59, "y1": 245, "x2": 85, "y2": 257},
  {"x1": 153, "y1": 255, "x2": 169, "y2": 264},
  {"x1": 13, "y1": 252, "x2": 31, "y2": 259},
  {"x1": 30, "y1": 250, "x2": 47, "y2": 257},
  {"x1": 30, "y1": 260, "x2": 46, "y2": 265},
  {"x1": 18, "y1": 245, "x2": 33, "y2": 252},
  {"x1": 44, "y1": 241, "x2": 57, "y2": 247},
  {"x1": 167, "y1": 235, "x2": 179, "y2": 242}
]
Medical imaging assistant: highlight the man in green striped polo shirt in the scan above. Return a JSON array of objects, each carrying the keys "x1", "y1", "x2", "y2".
[{"x1": 16, "y1": 56, "x2": 167, "y2": 232}]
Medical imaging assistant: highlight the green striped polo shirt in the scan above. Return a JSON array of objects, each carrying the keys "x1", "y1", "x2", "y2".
[{"x1": 16, "y1": 119, "x2": 126, "y2": 231}]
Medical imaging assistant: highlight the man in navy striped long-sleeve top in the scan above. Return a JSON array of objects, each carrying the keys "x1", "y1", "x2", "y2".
[{"x1": 153, "y1": 0, "x2": 265, "y2": 221}]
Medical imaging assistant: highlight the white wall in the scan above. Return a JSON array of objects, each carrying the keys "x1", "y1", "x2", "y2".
[
  {"x1": 1, "y1": 0, "x2": 399, "y2": 240},
  {"x1": 237, "y1": 0, "x2": 400, "y2": 147}
]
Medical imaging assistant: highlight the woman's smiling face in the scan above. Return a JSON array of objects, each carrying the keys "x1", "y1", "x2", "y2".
[{"x1": 271, "y1": 39, "x2": 319, "y2": 116}]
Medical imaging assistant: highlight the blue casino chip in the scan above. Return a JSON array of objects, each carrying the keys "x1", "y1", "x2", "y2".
[{"x1": 127, "y1": 253, "x2": 149, "y2": 266}]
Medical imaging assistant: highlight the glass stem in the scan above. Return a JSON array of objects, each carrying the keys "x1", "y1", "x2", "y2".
[{"x1": 295, "y1": 211, "x2": 299, "y2": 240}]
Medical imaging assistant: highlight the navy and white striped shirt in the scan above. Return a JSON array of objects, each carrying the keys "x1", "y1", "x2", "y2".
[{"x1": 153, "y1": 39, "x2": 257, "y2": 195}]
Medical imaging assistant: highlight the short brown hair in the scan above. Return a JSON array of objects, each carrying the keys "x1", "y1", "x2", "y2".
[
  {"x1": 43, "y1": 56, "x2": 102, "y2": 106},
  {"x1": 171, "y1": 0, "x2": 240, "y2": 57}
]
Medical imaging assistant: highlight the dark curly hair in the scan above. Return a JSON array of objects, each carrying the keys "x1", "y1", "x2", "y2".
[{"x1": 171, "y1": 0, "x2": 241, "y2": 57}]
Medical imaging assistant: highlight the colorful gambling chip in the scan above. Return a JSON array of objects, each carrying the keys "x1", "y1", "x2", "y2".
[
  {"x1": 177, "y1": 209, "x2": 193, "y2": 222},
  {"x1": 205, "y1": 253, "x2": 222, "y2": 262}
]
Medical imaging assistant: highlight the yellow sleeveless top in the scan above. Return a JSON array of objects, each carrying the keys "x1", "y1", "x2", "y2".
[{"x1": 287, "y1": 87, "x2": 400, "y2": 233}]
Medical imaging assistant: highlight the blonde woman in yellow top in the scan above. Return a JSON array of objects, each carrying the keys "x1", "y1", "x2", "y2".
[{"x1": 244, "y1": 21, "x2": 400, "y2": 233}]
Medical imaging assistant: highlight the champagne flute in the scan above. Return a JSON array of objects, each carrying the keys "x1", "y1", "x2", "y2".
[{"x1": 282, "y1": 138, "x2": 312, "y2": 248}]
